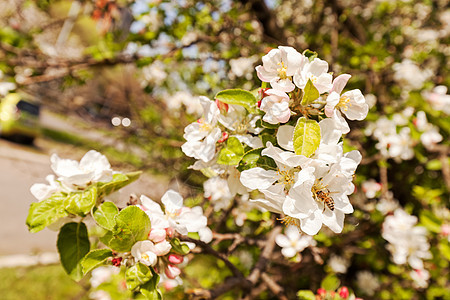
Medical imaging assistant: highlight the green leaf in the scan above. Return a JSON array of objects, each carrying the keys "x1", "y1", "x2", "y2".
[
  {"x1": 439, "y1": 240, "x2": 450, "y2": 261},
  {"x1": 64, "y1": 186, "x2": 98, "y2": 216},
  {"x1": 125, "y1": 262, "x2": 153, "y2": 290},
  {"x1": 293, "y1": 117, "x2": 321, "y2": 157},
  {"x1": 297, "y1": 290, "x2": 316, "y2": 300},
  {"x1": 107, "y1": 206, "x2": 151, "y2": 252},
  {"x1": 303, "y1": 49, "x2": 318, "y2": 61},
  {"x1": 217, "y1": 136, "x2": 245, "y2": 165},
  {"x1": 26, "y1": 192, "x2": 68, "y2": 233},
  {"x1": 237, "y1": 148, "x2": 277, "y2": 171},
  {"x1": 81, "y1": 249, "x2": 113, "y2": 275},
  {"x1": 215, "y1": 89, "x2": 257, "y2": 112},
  {"x1": 301, "y1": 79, "x2": 320, "y2": 105},
  {"x1": 57, "y1": 222, "x2": 90, "y2": 281},
  {"x1": 170, "y1": 238, "x2": 190, "y2": 255},
  {"x1": 140, "y1": 272, "x2": 162, "y2": 300},
  {"x1": 98, "y1": 171, "x2": 142, "y2": 198},
  {"x1": 92, "y1": 201, "x2": 119, "y2": 231},
  {"x1": 321, "y1": 274, "x2": 340, "y2": 291},
  {"x1": 420, "y1": 210, "x2": 442, "y2": 233}
]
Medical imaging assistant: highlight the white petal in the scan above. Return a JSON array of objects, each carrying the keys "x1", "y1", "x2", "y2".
[
  {"x1": 277, "y1": 125, "x2": 295, "y2": 151},
  {"x1": 300, "y1": 210, "x2": 323, "y2": 235},
  {"x1": 281, "y1": 247, "x2": 297, "y2": 258},
  {"x1": 275, "y1": 234, "x2": 291, "y2": 248},
  {"x1": 162, "y1": 190, "x2": 184, "y2": 212},
  {"x1": 331, "y1": 74, "x2": 351, "y2": 94},
  {"x1": 322, "y1": 209, "x2": 345, "y2": 233},
  {"x1": 240, "y1": 167, "x2": 277, "y2": 190}
]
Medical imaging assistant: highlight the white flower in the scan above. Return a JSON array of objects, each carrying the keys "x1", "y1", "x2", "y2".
[
  {"x1": 0, "y1": 82, "x2": 16, "y2": 96},
  {"x1": 30, "y1": 175, "x2": 60, "y2": 201},
  {"x1": 376, "y1": 191, "x2": 399, "y2": 215},
  {"x1": 50, "y1": 150, "x2": 113, "y2": 191},
  {"x1": 410, "y1": 268, "x2": 430, "y2": 288},
  {"x1": 256, "y1": 46, "x2": 306, "y2": 92},
  {"x1": 204, "y1": 176, "x2": 233, "y2": 211},
  {"x1": 90, "y1": 266, "x2": 119, "y2": 288},
  {"x1": 325, "y1": 74, "x2": 368, "y2": 134},
  {"x1": 230, "y1": 56, "x2": 258, "y2": 78},
  {"x1": 259, "y1": 89, "x2": 291, "y2": 124},
  {"x1": 393, "y1": 59, "x2": 432, "y2": 90},
  {"x1": 142, "y1": 60, "x2": 167, "y2": 86},
  {"x1": 420, "y1": 128, "x2": 443, "y2": 150},
  {"x1": 422, "y1": 85, "x2": 450, "y2": 114},
  {"x1": 293, "y1": 58, "x2": 333, "y2": 94},
  {"x1": 362, "y1": 179, "x2": 382, "y2": 199},
  {"x1": 181, "y1": 96, "x2": 222, "y2": 163},
  {"x1": 275, "y1": 225, "x2": 316, "y2": 258},
  {"x1": 356, "y1": 270, "x2": 380, "y2": 296},
  {"x1": 382, "y1": 208, "x2": 432, "y2": 269},
  {"x1": 140, "y1": 190, "x2": 211, "y2": 242},
  {"x1": 131, "y1": 240, "x2": 158, "y2": 266},
  {"x1": 328, "y1": 254, "x2": 350, "y2": 274}
]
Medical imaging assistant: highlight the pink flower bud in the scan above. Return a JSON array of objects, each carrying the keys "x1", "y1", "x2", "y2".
[
  {"x1": 165, "y1": 264, "x2": 181, "y2": 279},
  {"x1": 215, "y1": 99, "x2": 229, "y2": 113},
  {"x1": 168, "y1": 254, "x2": 184, "y2": 264},
  {"x1": 218, "y1": 132, "x2": 229, "y2": 143},
  {"x1": 339, "y1": 286, "x2": 349, "y2": 299},
  {"x1": 149, "y1": 228, "x2": 166, "y2": 243},
  {"x1": 317, "y1": 288, "x2": 326, "y2": 296},
  {"x1": 165, "y1": 227, "x2": 175, "y2": 238},
  {"x1": 153, "y1": 240, "x2": 172, "y2": 256},
  {"x1": 441, "y1": 224, "x2": 450, "y2": 236}
]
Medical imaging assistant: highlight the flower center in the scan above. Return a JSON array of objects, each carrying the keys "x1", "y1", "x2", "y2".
[
  {"x1": 141, "y1": 253, "x2": 150, "y2": 261},
  {"x1": 338, "y1": 95, "x2": 351, "y2": 111},
  {"x1": 279, "y1": 216, "x2": 300, "y2": 229},
  {"x1": 276, "y1": 169, "x2": 295, "y2": 190},
  {"x1": 197, "y1": 118, "x2": 212, "y2": 131},
  {"x1": 277, "y1": 61, "x2": 288, "y2": 79},
  {"x1": 310, "y1": 75, "x2": 318, "y2": 83}
]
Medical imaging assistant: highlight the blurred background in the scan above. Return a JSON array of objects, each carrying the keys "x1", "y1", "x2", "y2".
[{"x1": 0, "y1": 0, "x2": 448, "y2": 299}]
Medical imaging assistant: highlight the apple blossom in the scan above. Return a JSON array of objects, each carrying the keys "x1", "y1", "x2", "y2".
[
  {"x1": 259, "y1": 89, "x2": 291, "y2": 124},
  {"x1": 255, "y1": 46, "x2": 306, "y2": 92},
  {"x1": 356, "y1": 270, "x2": 380, "y2": 296},
  {"x1": 275, "y1": 225, "x2": 316, "y2": 258},
  {"x1": 293, "y1": 57, "x2": 333, "y2": 93},
  {"x1": 131, "y1": 240, "x2": 158, "y2": 266}
]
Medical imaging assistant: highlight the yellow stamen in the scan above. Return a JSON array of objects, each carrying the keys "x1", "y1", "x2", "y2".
[
  {"x1": 338, "y1": 95, "x2": 352, "y2": 111},
  {"x1": 277, "y1": 62, "x2": 288, "y2": 79}
]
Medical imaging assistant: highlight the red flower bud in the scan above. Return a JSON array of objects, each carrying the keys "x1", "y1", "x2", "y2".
[
  {"x1": 112, "y1": 257, "x2": 122, "y2": 267},
  {"x1": 339, "y1": 286, "x2": 349, "y2": 299},
  {"x1": 218, "y1": 132, "x2": 229, "y2": 143},
  {"x1": 317, "y1": 288, "x2": 326, "y2": 296},
  {"x1": 168, "y1": 254, "x2": 184, "y2": 264}
]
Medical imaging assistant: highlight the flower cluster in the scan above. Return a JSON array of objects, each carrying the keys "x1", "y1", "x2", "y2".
[
  {"x1": 182, "y1": 46, "x2": 368, "y2": 235},
  {"x1": 30, "y1": 150, "x2": 114, "y2": 201},
  {"x1": 365, "y1": 108, "x2": 443, "y2": 161},
  {"x1": 382, "y1": 208, "x2": 432, "y2": 287}
]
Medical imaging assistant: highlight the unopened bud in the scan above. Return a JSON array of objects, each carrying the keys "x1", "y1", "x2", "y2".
[
  {"x1": 149, "y1": 228, "x2": 166, "y2": 243},
  {"x1": 339, "y1": 286, "x2": 349, "y2": 299},
  {"x1": 215, "y1": 99, "x2": 229, "y2": 113},
  {"x1": 317, "y1": 288, "x2": 326, "y2": 296},
  {"x1": 218, "y1": 132, "x2": 229, "y2": 143},
  {"x1": 168, "y1": 254, "x2": 184, "y2": 264},
  {"x1": 165, "y1": 264, "x2": 181, "y2": 279}
]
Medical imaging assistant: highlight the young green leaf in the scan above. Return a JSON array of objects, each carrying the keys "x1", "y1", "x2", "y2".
[
  {"x1": 57, "y1": 222, "x2": 90, "y2": 281},
  {"x1": 26, "y1": 192, "x2": 68, "y2": 233},
  {"x1": 108, "y1": 206, "x2": 151, "y2": 252},
  {"x1": 170, "y1": 238, "x2": 190, "y2": 256},
  {"x1": 215, "y1": 89, "x2": 257, "y2": 112},
  {"x1": 81, "y1": 249, "x2": 113, "y2": 275},
  {"x1": 92, "y1": 201, "x2": 119, "y2": 231},
  {"x1": 237, "y1": 148, "x2": 277, "y2": 171},
  {"x1": 125, "y1": 262, "x2": 153, "y2": 290},
  {"x1": 140, "y1": 272, "x2": 162, "y2": 300},
  {"x1": 301, "y1": 79, "x2": 320, "y2": 106},
  {"x1": 217, "y1": 136, "x2": 245, "y2": 165},
  {"x1": 297, "y1": 290, "x2": 316, "y2": 300},
  {"x1": 64, "y1": 186, "x2": 98, "y2": 216},
  {"x1": 293, "y1": 117, "x2": 321, "y2": 157},
  {"x1": 98, "y1": 171, "x2": 142, "y2": 198},
  {"x1": 321, "y1": 274, "x2": 340, "y2": 291}
]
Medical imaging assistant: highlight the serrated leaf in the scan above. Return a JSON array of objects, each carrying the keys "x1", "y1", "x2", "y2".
[
  {"x1": 301, "y1": 79, "x2": 320, "y2": 105},
  {"x1": 98, "y1": 171, "x2": 142, "y2": 199},
  {"x1": 293, "y1": 117, "x2": 321, "y2": 157},
  {"x1": 125, "y1": 262, "x2": 153, "y2": 290},
  {"x1": 57, "y1": 222, "x2": 90, "y2": 281},
  {"x1": 297, "y1": 290, "x2": 316, "y2": 300},
  {"x1": 170, "y1": 238, "x2": 190, "y2": 255},
  {"x1": 215, "y1": 89, "x2": 257, "y2": 112},
  {"x1": 108, "y1": 206, "x2": 151, "y2": 252},
  {"x1": 140, "y1": 271, "x2": 162, "y2": 300},
  {"x1": 321, "y1": 274, "x2": 340, "y2": 291},
  {"x1": 92, "y1": 201, "x2": 119, "y2": 231},
  {"x1": 81, "y1": 249, "x2": 113, "y2": 274},
  {"x1": 303, "y1": 49, "x2": 318, "y2": 61},
  {"x1": 64, "y1": 186, "x2": 97, "y2": 216},
  {"x1": 217, "y1": 136, "x2": 245, "y2": 165},
  {"x1": 237, "y1": 148, "x2": 277, "y2": 171},
  {"x1": 26, "y1": 192, "x2": 68, "y2": 233}
]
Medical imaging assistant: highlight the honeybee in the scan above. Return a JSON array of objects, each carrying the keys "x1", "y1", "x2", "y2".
[{"x1": 315, "y1": 189, "x2": 335, "y2": 212}]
